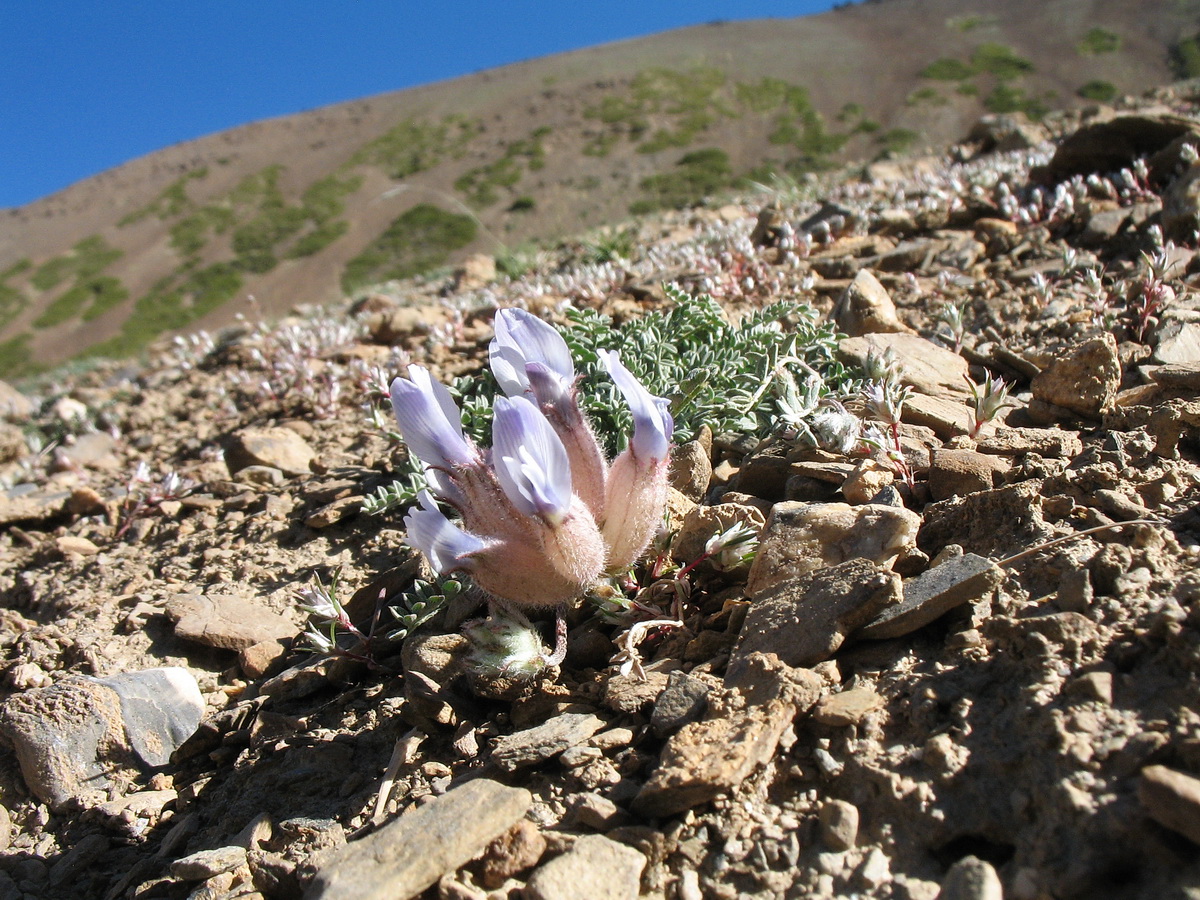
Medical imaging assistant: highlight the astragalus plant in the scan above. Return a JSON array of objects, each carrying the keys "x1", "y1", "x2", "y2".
[{"x1": 390, "y1": 307, "x2": 672, "y2": 664}]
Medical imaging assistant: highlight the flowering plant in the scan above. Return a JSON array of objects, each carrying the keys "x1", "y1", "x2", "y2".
[{"x1": 388, "y1": 308, "x2": 673, "y2": 660}]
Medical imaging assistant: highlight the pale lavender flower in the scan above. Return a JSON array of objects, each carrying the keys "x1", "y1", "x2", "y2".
[
  {"x1": 490, "y1": 308, "x2": 608, "y2": 518},
  {"x1": 599, "y1": 350, "x2": 672, "y2": 571},
  {"x1": 395, "y1": 368, "x2": 605, "y2": 608}
]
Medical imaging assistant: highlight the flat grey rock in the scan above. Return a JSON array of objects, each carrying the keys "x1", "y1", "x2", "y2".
[
  {"x1": 0, "y1": 667, "x2": 203, "y2": 810},
  {"x1": 492, "y1": 713, "x2": 607, "y2": 772},
  {"x1": 305, "y1": 778, "x2": 531, "y2": 900},
  {"x1": 857, "y1": 553, "x2": 1003, "y2": 640}
]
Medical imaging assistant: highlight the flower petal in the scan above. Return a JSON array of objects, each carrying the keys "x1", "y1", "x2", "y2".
[
  {"x1": 403, "y1": 491, "x2": 485, "y2": 574},
  {"x1": 490, "y1": 308, "x2": 575, "y2": 394},
  {"x1": 390, "y1": 366, "x2": 475, "y2": 469},
  {"x1": 491, "y1": 395, "x2": 572, "y2": 521},
  {"x1": 600, "y1": 350, "x2": 672, "y2": 461}
]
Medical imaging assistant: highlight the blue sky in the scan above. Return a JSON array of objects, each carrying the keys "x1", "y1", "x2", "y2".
[{"x1": 0, "y1": 1, "x2": 839, "y2": 209}]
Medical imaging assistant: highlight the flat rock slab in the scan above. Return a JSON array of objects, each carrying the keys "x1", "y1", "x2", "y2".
[
  {"x1": 492, "y1": 713, "x2": 607, "y2": 772},
  {"x1": 0, "y1": 667, "x2": 203, "y2": 810},
  {"x1": 858, "y1": 553, "x2": 1004, "y2": 641},
  {"x1": 1139, "y1": 764, "x2": 1200, "y2": 845},
  {"x1": 226, "y1": 426, "x2": 315, "y2": 477},
  {"x1": 525, "y1": 834, "x2": 646, "y2": 900},
  {"x1": 975, "y1": 426, "x2": 1082, "y2": 458},
  {"x1": 839, "y1": 333, "x2": 970, "y2": 400},
  {"x1": 305, "y1": 779, "x2": 531, "y2": 900},
  {"x1": 166, "y1": 593, "x2": 297, "y2": 651},
  {"x1": 634, "y1": 653, "x2": 821, "y2": 819},
  {"x1": 737, "y1": 558, "x2": 902, "y2": 668},
  {"x1": 0, "y1": 485, "x2": 70, "y2": 526},
  {"x1": 746, "y1": 501, "x2": 921, "y2": 599}
]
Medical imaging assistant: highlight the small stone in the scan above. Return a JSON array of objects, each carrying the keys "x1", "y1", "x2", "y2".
[
  {"x1": 570, "y1": 793, "x2": 631, "y2": 830},
  {"x1": 475, "y1": 818, "x2": 546, "y2": 888},
  {"x1": 1068, "y1": 671, "x2": 1114, "y2": 704},
  {"x1": 1139, "y1": 765, "x2": 1200, "y2": 844},
  {"x1": 225, "y1": 427, "x2": 315, "y2": 477},
  {"x1": 819, "y1": 800, "x2": 859, "y2": 850},
  {"x1": 669, "y1": 440, "x2": 712, "y2": 501},
  {"x1": 235, "y1": 465, "x2": 285, "y2": 487},
  {"x1": 840, "y1": 460, "x2": 894, "y2": 505},
  {"x1": 65, "y1": 486, "x2": 106, "y2": 517},
  {"x1": 746, "y1": 501, "x2": 921, "y2": 599},
  {"x1": 0, "y1": 379, "x2": 33, "y2": 421},
  {"x1": 928, "y1": 450, "x2": 1010, "y2": 501},
  {"x1": 491, "y1": 713, "x2": 607, "y2": 772},
  {"x1": 304, "y1": 496, "x2": 361, "y2": 528},
  {"x1": 858, "y1": 553, "x2": 1004, "y2": 641},
  {"x1": 524, "y1": 834, "x2": 646, "y2": 900},
  {"x1": 635, "y1": 655, "x2": 822, "y2": 817},
  {"x1": 0, "y1": 485, "x2": 70, "y2": 526},
  {"x1": 239, "y1": 639, "x2": 290, "y2": 678},
  {"x1": 834, "y1": 269, "x2": 910, "y2": 337},
  {"x1": 306, "y1": 779, "x2": 531, "y2": 900},
  {"x1": 902, "y1": 393, "x2": 974, "y2": 439},
  {"x1": 171, "y1": 846, "x2": 248, "y2": 881},
  {"x1": 939, "y1": 855, "x2": 1003, "y2": 900},
  {"x1": 858, "y1": 847, "x2": 891, "y2": 889},
  {"x1": 166, "y1": 593, "x2": 297, "y2": 651},
  {"x1": 57, "y1": 432, "x2": 118, "y2": 470},
  {"x1": 812, "y1": 687, "x2": 885, "y2": 726},
  {"x1": 1151, "y1": 361, "x2": 1200, "y2": 392},
  {"x1": 737, "y1": 558, "x2": 902, "y2": 668},
  {"x1": 650, "y1": 671, "x2": 713, "y2": 738},
  {"x1": 55, "y1": 535, "x2": 100, "y2": 556},
  {"x1": 1030, "y1": 333, "x2": 1121, "y2": 419}
]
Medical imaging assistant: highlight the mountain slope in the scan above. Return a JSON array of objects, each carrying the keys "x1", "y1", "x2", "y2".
[{"x1": 0, "y1": 0, "x2": 1195, "y2": 375}]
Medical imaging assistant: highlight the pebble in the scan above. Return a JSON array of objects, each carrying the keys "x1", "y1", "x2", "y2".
[
  {"x1": 475, "y1": 818, "x2": 546, "y2": 888},
  {"x1": 306, "y1": 779, "x2": 531, "y2": 900},
  {"x1": 939, "y1": 855, "x2": 1003, "y2": 900},
  {"x1": 524, "y1": 834, "x2": 646, "y2": 900},
  {"x1": 634, "y1": 655, "x2": 822, "y2": 818},
  {"x1": 671, "y1": 502, "x2": 766, "y2": 565},
  {"x1": 570, "y1": 793, "x2": 630, "y2": 830},
  {"x1": 812, "y1": 687, "x2": 885, "y2": 727},
  {"x1": 819, "y1": 799, "x2": 859, "y2": 850},
  {"x1": 650, "y1": 671, "x2": 713, "y2": 737},
  {"x1": 833, "y1": 269, "x2": 911, "y2": 337},
  {"x1": 838, "y1": 332, "x2": 970, "y2": 400},
  {"x1": 1030, "y1": 333, "x2": 1120, "y2": 419}
]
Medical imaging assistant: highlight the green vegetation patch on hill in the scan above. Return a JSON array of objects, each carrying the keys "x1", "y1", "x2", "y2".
[
  {"x1": 1077, "y1": 27, "x2": 1122, "y2": 55},
  {"x1": 341, "y1": 203, "x2": 477, "y2": 293},
  {"x1": 632, "y1": 147, "x2": 735, "y2": 214},
  {"x1": 351, "y1": 116, "x2": 480, "y2": 180},
  {"x1": 455, "y1": 128, "x2": 550, "y2": 208},
  {"x1": 0, "y1": 259, "x2": 31, "y2": 331}
]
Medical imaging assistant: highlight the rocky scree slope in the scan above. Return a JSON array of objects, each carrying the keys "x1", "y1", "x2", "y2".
[{"x1": 0, "y1": 82, "x2": 1199, "y2": 899}]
